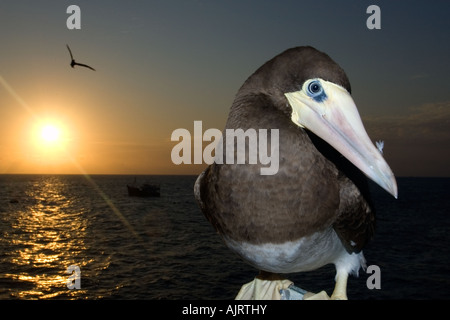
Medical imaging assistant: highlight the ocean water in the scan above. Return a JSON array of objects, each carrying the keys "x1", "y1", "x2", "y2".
[{"x1": 0, "y1": 174, "x2": 449, "y2": 300}]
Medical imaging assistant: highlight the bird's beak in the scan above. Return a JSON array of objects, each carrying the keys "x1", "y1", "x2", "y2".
[{"x1": 285, "y1": 79, "x2": 398, "y2": 198}]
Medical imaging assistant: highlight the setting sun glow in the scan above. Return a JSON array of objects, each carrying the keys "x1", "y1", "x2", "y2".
[
  {"x1": 22, "y1": 120, "x2": 79, "y2": 173},
  {"x1": 33, "y1": 121, "x2": 68, "y2": 153},
  {"x1": 41, "y1": 125, "x2": 60, "y2": 143}
]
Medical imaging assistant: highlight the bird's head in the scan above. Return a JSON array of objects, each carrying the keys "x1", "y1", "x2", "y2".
[{"x1": 248, "y1": 47, "x2": 398, "y2": 198}]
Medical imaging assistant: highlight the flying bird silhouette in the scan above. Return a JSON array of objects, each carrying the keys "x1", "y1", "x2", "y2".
[{"x1": 66, "y1": 45, "x2": 96, "y2": 71}]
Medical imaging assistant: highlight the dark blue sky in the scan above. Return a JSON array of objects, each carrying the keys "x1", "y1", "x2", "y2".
[{"x1": 1, "y1": 0, "x2": 449, "y2": 176}]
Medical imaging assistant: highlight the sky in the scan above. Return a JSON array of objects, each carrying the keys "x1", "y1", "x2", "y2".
[{"x1": 0, "y1": 0, "x2": 449, "y2": 176}]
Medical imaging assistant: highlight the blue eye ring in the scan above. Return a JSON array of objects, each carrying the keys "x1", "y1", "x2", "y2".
[
  {"x1": 305, "y1": 79, "x2": 327, "y2": 102},
  {"x1": 306, "y1": 80, "x2": 323, "y2": 96}
]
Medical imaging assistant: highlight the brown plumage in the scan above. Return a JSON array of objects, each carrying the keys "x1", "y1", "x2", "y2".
[
  {"x1": 194, "y1": 47, "x2": 397, "y2": 299},
  {"x1": 197, "y1": 47, "x2": 373, "y2": 248},
  {"x1": 194, "y1": 46, "x2": 396, "y2": 299}
]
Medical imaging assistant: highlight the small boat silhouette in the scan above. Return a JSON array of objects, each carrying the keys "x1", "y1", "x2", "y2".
[{"x1": 127, "y1": 178, "x2": 160, "y2": 197}]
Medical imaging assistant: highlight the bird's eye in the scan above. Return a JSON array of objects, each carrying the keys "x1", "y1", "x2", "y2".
[
  {"x1": 307, "y1": 80, "x2": 323, "y2": 95},
  {"x1": 304, "y1": 79, "x2": 327, "y2": 102}
]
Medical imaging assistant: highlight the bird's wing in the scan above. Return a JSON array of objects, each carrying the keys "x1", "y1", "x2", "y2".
[
  {"x1": 305, "y1": 130, "x2": 375, "y2": 254},
  {"x1": 74, "y1": 62, "x2": 96, "y2": 71},
  {"x1": 66, "y1": 44, "x2": 74, "y2": 60},
  {"x1": 333, "y1": 171, "x2": 375, "y2": 254}
]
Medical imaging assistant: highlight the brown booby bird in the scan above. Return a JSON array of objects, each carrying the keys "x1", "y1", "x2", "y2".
[
  {"x1": 194, "y1": 46, "x2": 397, "y2": 299},
  {"x1": 66, "y1": 44, "x2": 96, "y2": 71}
]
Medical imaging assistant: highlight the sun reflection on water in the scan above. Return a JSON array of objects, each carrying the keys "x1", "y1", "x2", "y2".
[{"x1": 4, "y1": 176, "x2": 91, "y2": 299}]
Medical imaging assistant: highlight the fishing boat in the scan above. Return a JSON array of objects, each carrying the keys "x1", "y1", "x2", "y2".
[{"x1": 127, "y1": 179, "x2": 160, "y2": 197}]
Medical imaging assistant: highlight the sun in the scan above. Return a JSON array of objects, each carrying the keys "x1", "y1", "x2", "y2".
[
  {"x1": 35, "y1": 122, "x2": 66, "y2": 149},
  {"x1": 41, "y1": 125, "x2": 60, "y2": 143}
]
